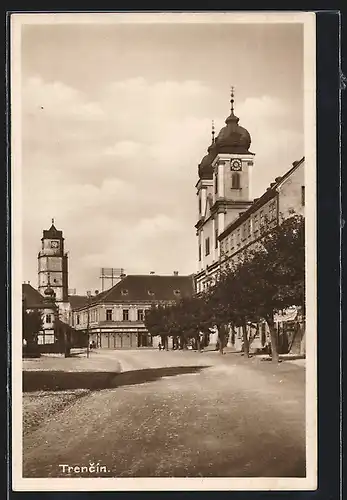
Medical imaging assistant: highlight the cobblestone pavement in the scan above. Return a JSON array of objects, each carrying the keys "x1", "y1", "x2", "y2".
[{"x1": 22, "y1": 348, "x2": 305, "y2": 478}]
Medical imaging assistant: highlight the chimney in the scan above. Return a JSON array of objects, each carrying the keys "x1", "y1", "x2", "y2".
[
  {"x1": 292, "y1": 160, "x2": 299, "y2": 167},
  {"x1": 94, "y1": 290, "x2": 99, "y2": 295},
  {"x1": 150, "y1": 271, "x2": 155, "y2": 275},
  {"x1": 173, "y1": 271, "x2": 179, "y2": 276},
  {"x1": 270, "y1": 182, "x2": 276, "y2": 188},
  {"x1": 275, "y1": 177, "x2": 282, "y2": 183}
]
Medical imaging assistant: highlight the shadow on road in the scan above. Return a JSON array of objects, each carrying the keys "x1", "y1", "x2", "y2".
[{"x1": 23, "y1": 365, "x2": 210, "y2": 393}]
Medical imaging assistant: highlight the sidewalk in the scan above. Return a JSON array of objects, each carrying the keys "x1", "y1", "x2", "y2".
[{"x1": 202, "y1": 345, "x2": 306, "y2": 366}]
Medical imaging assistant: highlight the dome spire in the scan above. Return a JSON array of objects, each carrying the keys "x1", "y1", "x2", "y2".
[
  {"x1": 52, "y1": 218, "x2": 55, "y2": 225},
  {"x1": 230, "y1": 86, "x2": 235, "y2": 113},
  {"x1": 225, "y1": 86, "x2": 239, "y2": 125},
  {"x1": 211, "y1": 120, "x2": 215, "y2": 144}
]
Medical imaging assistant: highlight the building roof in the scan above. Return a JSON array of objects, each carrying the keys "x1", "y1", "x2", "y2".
[
  {"x1": 197, "y1": 94, "x2": 253, "y2": 180},
  {"x1": 218, "y1": 157, "x2": 305, "y2": 240},
  {"x1": 68, "y1": 294, "x2": 89, "y2": 310},
  {"x1": 74, "y1": 274, "x2": 195, "y2": 309},
  {"x1": 42, "y1": 223, "x2": 63, "y2": 240},
  {"x1": 22, "y1": 283, "x2": 45, "y2": 308}
]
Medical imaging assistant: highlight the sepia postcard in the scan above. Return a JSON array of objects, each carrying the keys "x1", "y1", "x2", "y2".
[{"x1": 11, "y1": 11, "x2": 317, "y2": 492}]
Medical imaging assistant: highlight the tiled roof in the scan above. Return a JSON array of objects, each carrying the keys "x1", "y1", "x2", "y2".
[
  {"x1": 75, "y1": 275, "x2": 195, "y2": 309},
  {"x1": 22, "y1": 283, "x2": 45, "y2": 308},
  {"x1": 68, "y1": 295, "x2": 89, "y2": 310}
]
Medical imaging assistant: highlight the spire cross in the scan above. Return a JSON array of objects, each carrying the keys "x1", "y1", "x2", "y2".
[
  {"x1": 230, "y1": 86, "x2": 235, "y2": 112},
  {"x1": 211, "y1": 120, "x2": 215, "y2": 144},
  {"x1": 51, "y1": 218, "x2": 54, "y2": 225}
]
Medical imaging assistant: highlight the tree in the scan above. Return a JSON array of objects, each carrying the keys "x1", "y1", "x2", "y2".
[
  {"x1": 23, "y1": 309, "x2": 43, "y2": 344},
  {"x1": 22, "y1": 302, "x2": 43, "y2": 358},
  {"x1": 242, "y1": 215, "x2": 305, "y2": 363}
]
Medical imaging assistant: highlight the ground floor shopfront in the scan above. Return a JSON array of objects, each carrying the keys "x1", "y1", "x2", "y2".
[{"x1": 88, "y1": 327, "x2": 153, "y2": 349}]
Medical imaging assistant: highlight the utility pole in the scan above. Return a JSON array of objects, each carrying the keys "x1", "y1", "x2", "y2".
[{"x1": 86, "y1": 290, "x2": 91, "y2": 358}]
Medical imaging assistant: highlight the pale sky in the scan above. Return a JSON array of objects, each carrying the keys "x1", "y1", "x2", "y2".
[{"x1": 20, "y1": 19, "x2": 304, "y2": 294}]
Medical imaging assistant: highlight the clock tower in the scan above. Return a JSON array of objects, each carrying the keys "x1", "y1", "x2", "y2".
[
  {"x1": 195, "y1": 88, "x2": 255, "y2": 291},
  {"x1": 38, "y1": 219, "x2": 69, "y2": 302}
]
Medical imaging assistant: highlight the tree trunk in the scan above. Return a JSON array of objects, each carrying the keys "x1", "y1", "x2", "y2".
[
  {"x1": 266, "y1": 313, "x2": 279, "y2": 363},
  {"x1": 218, "y1": 325, "x2": 224, "y2": 355},
  {"x1": 231, "y1": 324, "x2": 236, "y2": 346},
  {"x1": 64, "y1": 330, "x2": 71, "y2": 358},
  {"x1": 242, "y1": 322, "x2": 250, "y2": 358},
  {"x1": 196, "y1": 333, "x2": 201, "y2": 352}
]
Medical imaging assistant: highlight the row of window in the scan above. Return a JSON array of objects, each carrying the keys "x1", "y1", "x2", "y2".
[
  {"x1": 106, "y1": 308, "x2": 144, "y2": 322},
  {"x1": 74, "y1": 308, "x2": 146, "y2": 325},
  {"x1": 220, "y1": 201, "x2": 278, "y2": 256}
]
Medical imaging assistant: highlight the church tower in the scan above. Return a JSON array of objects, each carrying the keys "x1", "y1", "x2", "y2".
[
  {"x1": 195, "y1": 88, "x2": 255, "y2": 291},
  {"x1": 38, "y1": 219, "x2": 69, "y2": 302}
]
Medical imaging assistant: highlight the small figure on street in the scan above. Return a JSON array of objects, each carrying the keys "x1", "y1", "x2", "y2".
[{"x1": 158, "y1": 342, "x2": 162, "y2": 351}]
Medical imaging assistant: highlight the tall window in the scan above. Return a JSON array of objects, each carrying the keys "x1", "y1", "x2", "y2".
[
  {"x1": 247, "y1": 219, "x2": 252, "y2": 238},
  {"x1": 198, "y1": 243, "x2": 202, "y2": 262},
  {"x1": 237, "y1": 228, "x2": 241, "y2": 246},
  {"x1": 45, "y1": 314, "x2": 51, "y2": 324},
  {"x1": 123, "y1": 309, "x2": 129, "y2": 321},
  {"x1": 198, "y1": 197, "x2": 202, "y2": 215},
  {"x1": 269, "y1": 201, "x2": 276, "y2": 221},
  {"x1": 215, "y1": 172, "x2": 218, "y2": 194},
  {"x1": 254, "y1": 214, "x2": 259, "y2": 232},
  {"x1": 76, "y1": 314, "x2": 80, "y2": 325},
  {"x1": 106, "y1": 309, "x2": 113, "y2": 321},
  {"x1": 230, "y1": 234, "x2": 234, "y2": 250},
  {"x1": 137, "y1": 309, "x2": 144, "y2": 322},
  {"x1": 301, "y1": 186, "x2": 305, "y2": 206},
  {"x1": 231, "y1": 172, "x2": 240, "y2": 189},
  {"x1": 220, "y1": 240, "x2": 224, "y2": 254},
  {"x1": 205, "y1": 237, "x2": 210, "y2": 256},
  {"x1": 260, "y1": 210, "x2": 265, "y2": 228},
  {"x1": 215, "y1": 228, "x2": 218, "y2": 249}
]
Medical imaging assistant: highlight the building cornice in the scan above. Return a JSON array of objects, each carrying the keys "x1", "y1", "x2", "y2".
[{"x1": 210, "y1": 198, "x2": 252, "y2": 217}]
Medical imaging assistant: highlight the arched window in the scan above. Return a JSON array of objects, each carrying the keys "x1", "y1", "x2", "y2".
[{"x1": 231, "y1": 172, "x2": 241, "y2": 189}]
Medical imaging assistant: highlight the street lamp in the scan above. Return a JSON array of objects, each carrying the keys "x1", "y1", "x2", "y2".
[{"x1": 86, "y1": 290, "x2": 92, "y2": 358}]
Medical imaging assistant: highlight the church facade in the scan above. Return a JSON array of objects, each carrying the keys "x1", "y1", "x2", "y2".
[{"x1": 195, "y1": 90, "x2": 255, "y2": 293}]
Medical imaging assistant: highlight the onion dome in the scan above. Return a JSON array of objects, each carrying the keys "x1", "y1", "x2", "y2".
[
  {"x1": 198, "y1": 121, "x2": 217, "y2": 180},
  {"x1": 44, "y1": 286, "x2": 55, "y2": 297},
  {"x1": 214, "y1": 88, "x2": 252, "y2": 155},
  {"x1": 44, "y1": 272, "x2": 56, "y2": 302}
]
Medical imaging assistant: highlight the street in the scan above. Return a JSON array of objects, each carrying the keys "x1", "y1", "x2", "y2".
[{"x1": 22, "y1": 349, "x2": 306, "y2": 478}]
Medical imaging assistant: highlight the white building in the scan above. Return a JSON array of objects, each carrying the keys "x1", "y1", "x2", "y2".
[{"x1": 195, "y1": 90, "x2": 255, "y2": 293}]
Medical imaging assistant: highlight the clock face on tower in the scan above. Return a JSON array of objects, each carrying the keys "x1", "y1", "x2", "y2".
[
  {"x1": 50, "y1": 240, "x2": 59, "y2": 249},
  {"x1": 230, "y1": 159, "x2": 242, "y2": 171}
]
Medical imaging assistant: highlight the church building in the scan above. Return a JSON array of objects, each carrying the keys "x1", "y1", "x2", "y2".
[{"x1": 195, "y1": 89, "x2": 255, "y2": 293}]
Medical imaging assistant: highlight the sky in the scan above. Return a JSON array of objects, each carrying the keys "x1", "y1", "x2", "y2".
[{"x1": 20, "y1": 18, "x2": 304, "y2": 294}]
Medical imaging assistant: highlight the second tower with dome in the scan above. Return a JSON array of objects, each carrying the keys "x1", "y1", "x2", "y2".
[{"x1": 195, "y1": 89, "x2": 255, "y2": 292}]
